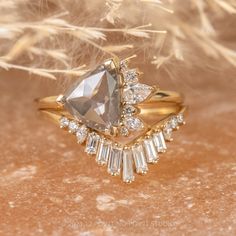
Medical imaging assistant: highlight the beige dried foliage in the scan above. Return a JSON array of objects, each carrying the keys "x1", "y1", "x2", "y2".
[{"x1": 0, "y1": 0, "x2": 235, "y2": 79}]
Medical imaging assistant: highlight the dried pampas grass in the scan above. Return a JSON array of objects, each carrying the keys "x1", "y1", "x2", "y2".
[{"x1": 0, "y1": 0, "x2": 235, "y2": 79}]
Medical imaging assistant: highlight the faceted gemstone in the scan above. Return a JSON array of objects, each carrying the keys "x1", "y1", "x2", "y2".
[
  {"x1": 177, "y1": 113, "x2": 184, "y2": 124},
  {"x1": 107, "y1": 146, "x2": 123, "y2": 176},
  {"x1": 163, "y1": 123, "x2": 173, "y2": 141},
  {"x1": 120, "y1": 126, "x2": 129, "y2": 137},
  {"x1": 68, "y1": 120, "x2": 79, "y2": 133},
  {"x1": 123, "y1": 69, "x2": 138, "y2": 84},
  {"x1": 122, "y1": 149, "x2": 135, "y2": 183},
  {"x1": 169, "y1": 116, "x2": 178, "y2": 129},
  {"x1": 76, "y1": 125, "x2": 88, "y2": 144},
  {"x1": 64, "y1": 60, "x2": 121, "y2": 133},
  {"x1": 152, "y1": 131, "x2": 167, "y2": 153},
  {"x1": 132, "y1": 144, "x2": 148, "y2": 174},
  {"x1": 96, "y1": 139, "x2": 111, "y2": 165},
  {"x1": 143, "y1": 138, "x2": 159, "y2": 163},
  {"x1": 123, "y1": 105, "x2": 136, "y2": 116},
  {"x1": 123, "y1": 83, "x2": 153, "y2": 104},
  {"x1": 124, "y1": 116, "x2": 144, "y2": 131},
  {"x1": 59, "y1": 116, "x2": 69, "y2": 128},
  {"x1": 85, "y1": 132, "x2": 100, "y2": 155}
]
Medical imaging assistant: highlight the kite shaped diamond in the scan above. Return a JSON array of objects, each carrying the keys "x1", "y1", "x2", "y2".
[{"x1": 64, "y1": 59, "x2": 121, "y2": 133}]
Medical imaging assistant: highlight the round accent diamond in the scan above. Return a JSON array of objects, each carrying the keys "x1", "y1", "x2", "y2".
[
  {"x1": 177, "y1": 113, "x2": 184, "y2": 124},
  {"x1": 76, "y1": 125, "x2": 88, "y2": 144},
  {"x1": 163, "y1": 123, "x2": 173, "y2": 141},
  {"x1": 120, "y1": 126, "x2": 129, "y2": 136},
  {"x1": 169, "y1": 116, "x2": 178, "y2": 129},
  {"x1": 59, "y1": 117, "x2": 69, "y2": 128},
  {"x1": 124, "y1": 117, "x2": 144, "y2": 131},
  {"x1": 68, "y1": 120, "x2": 79, "y2": 133},
  {"x1": 123, "y1": 69, "x2": 138, "y2": 84}
]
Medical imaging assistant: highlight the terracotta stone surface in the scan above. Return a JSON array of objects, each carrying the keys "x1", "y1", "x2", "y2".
[{"x1": 0, "y1": 66, "x2": 235, "y2": 236}]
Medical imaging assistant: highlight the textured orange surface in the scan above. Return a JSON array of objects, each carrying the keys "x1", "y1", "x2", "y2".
[{"x1": 0, "y1": 66, "x2": 235, "y2": 236}]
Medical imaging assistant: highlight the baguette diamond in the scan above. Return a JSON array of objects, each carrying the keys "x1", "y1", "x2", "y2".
[
  {"x1": 143, "y1": 138, "x2": 159, "y2": 163},
  {"x1": 107, "y1": 146, "x2": 123, "y2": 176},
  {"x1": 96, "y1": 139, "x2": 111, "y2": 165},
  {"x1": 153, "y1": 131, "x2": 167, "y2": 152},
  {"x1": 122, "y1": 149, "x2": 135, "y2": 183},
  {"x1": 132, "y1": 144, "x2": 148, "y2": 174},
  {"x1": 85, "y1": 132, "x2": 100, "y2": 155}
]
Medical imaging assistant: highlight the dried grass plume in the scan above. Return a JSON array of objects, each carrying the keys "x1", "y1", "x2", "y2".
[{"x1": 0, "y1": 0, "x2": 235, "y2": 79}]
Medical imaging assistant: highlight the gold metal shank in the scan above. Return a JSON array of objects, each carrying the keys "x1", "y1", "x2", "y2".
[
  {"x1": 37, "y1": 88, "x2": 186, "y2": 146},
  {"x1": 38, "y1": 89, "x2": 184, "y2": 117}
]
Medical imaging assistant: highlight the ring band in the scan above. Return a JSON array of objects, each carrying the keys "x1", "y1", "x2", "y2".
[
  {"x1": 37, "y1": 57, "x2": 186, "y2": 183},
  {"x1": 38, "y1": 90, "x2": 183, "y2": 115}
]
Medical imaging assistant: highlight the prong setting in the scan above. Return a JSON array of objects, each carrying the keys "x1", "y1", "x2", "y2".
[{"x1": 56, "y1": 94, "x2": 66, "y2": 106}]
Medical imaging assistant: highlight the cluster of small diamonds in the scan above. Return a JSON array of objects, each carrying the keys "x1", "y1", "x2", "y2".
[
  {"x1": 119, "y1": 60, "x2": 153, "y2": 137},
  {"x1": 59, "y1": 117, "x2": 88, "y2": 144}
]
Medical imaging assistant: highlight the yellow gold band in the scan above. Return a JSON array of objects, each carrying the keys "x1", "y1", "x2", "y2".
[
  {"x1": 38, "y1": 89, "x2": 184, "y2": 118},
  {"x1": 37, "y1": 88, "x2": 186, "y2": 144}
]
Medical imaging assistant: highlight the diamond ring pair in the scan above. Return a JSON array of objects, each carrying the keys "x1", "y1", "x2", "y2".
[{"x1": 37, "y1": 57, "x2": 186, "y2": 183}]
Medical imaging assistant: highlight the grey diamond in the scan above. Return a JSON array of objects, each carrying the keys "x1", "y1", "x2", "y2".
[{"x1": 64, "y1": 59, "x2": 121, "y2": 133}]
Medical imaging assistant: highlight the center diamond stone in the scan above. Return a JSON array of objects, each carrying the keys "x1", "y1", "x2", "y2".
[{"x1": 64, "y1": 59, "x2": 121, "y2": 133}]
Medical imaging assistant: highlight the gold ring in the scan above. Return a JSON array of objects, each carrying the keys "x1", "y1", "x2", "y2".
[{"x1": 37, "y1": 57, "x2": 186, "y2": 183}]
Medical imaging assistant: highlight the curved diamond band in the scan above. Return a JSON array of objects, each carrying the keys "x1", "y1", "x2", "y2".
[{"x1": 37, "y1": 57, "x2": 186, "y2": 183}]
